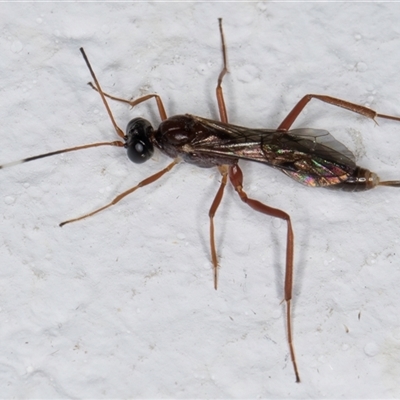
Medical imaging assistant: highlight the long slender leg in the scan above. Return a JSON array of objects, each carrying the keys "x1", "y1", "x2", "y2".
[
  {"x1": 88, "y1": 83, "x2": 168, "y2": 121},
  {"x1": 80, "y1": 48, "x2": 125, "y2": 139},
  {"x1": 208, "y1": 165, "x2": 229, "y2": 290},
  {"x1": 229, "y1": 163, "x2": 300, "y2": 383},
  {"x1": 216, "y1": 18, "x2": 229, "y2": 124},
  {"x1": 60, "y1": 158, "x2": 179, "y2": 227},
  {"x1": 277, "y1": 94, "x2": 400, "y2": 131},
  {"x1": 81, "y1": 48, "x2": 168, "y2": 130},
  {"x1": 205, "y1": 19, "x2": 232, "y2": 288},
  {"x1": 216, "y1": 21, "x2": 300, "y2": 379}
]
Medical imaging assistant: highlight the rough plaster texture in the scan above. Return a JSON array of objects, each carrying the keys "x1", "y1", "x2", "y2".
[{"x1": 0, "y1": 2, "x2": 400, "y2": 398}]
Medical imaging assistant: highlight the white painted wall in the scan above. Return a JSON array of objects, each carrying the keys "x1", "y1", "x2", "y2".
[{"x1": 1, "y1": 2, "x2": 400, "y2": 398}]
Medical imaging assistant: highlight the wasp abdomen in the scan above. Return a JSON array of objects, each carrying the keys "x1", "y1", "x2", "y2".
[{"x1": 328, "y1": 167, "x2": 379, "y2": 192}]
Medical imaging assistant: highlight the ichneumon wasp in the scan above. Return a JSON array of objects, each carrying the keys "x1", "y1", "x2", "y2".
[{"x1": 2, "y1": 19, "x2": 400, "y2": 382}]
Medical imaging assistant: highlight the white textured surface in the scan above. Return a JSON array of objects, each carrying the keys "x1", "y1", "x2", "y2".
[{"x1": 1, "y1": 2, "x2": 400, "y2": 398}]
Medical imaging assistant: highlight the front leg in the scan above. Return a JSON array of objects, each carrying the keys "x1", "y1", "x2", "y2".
[{"x1": 88, "y1": 83, "x2": 168, "y2": 121}]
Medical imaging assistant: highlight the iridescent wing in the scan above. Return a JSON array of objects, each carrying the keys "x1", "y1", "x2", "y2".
[{"x1": 189, "y1": 115, "x2": 357, "y2": 188}]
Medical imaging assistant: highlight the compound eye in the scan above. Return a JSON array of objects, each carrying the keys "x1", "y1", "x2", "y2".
[{"x1": 125, "y1": 118, "x2": 154, "y2": 164}]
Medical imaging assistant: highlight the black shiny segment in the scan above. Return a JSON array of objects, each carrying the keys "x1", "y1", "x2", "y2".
[{"x1": 125, "y1": 118, "x2": 154, "y2": 163}]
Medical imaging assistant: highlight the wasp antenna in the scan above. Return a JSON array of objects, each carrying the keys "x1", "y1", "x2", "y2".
[
  {"x1": 79, "y1": 48, "x2": 125, "y2": 139},
  {"x1": 0, "y1": 141, "x2": 124, "y2": 170}
]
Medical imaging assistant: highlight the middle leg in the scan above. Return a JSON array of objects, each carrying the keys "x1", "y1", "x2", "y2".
[
  {"x1": 206, "y1": 18, "x2": 232, "y2": 288},
  {"x1": 208, "y1": 165, "x2": 229, "y2": 289}
]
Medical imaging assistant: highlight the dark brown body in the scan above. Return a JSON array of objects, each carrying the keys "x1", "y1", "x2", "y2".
[
  {"x1": 3, "y1": 23, "x2": 399, "y2": 383},
  {"x1": 156, "y1": 114, "x2": 379, "y2": 192}
]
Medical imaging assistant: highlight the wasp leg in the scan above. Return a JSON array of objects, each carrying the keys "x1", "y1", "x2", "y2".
[
  {"x1": 60, "y1": 158, "x2": 179, "y2": 227},
  {"x1": 216, "y1": 18, "x2": 229, "y2": 123},
  {"x1": 278, "y1": 94, "x2": 400, "y2": 131},
  {"x1": 229, "y1": 163, "x2": 300, "y2": 383},
  {"x1": 208, "y1": 165, "x2": 229, "y2": 289},
  {"x1": 87, "y1": 83, "x2": 168, "y2": 122},
  {"x1": 207, "y1": 18, "x2": 232, "y2": 288}
]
